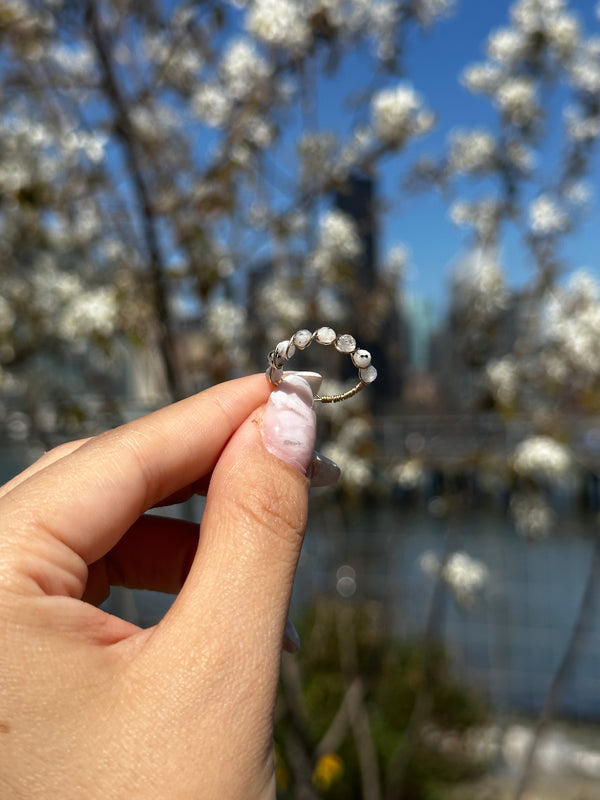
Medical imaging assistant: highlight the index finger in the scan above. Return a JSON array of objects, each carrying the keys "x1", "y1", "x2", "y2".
[{"x1": 0, "y1": 374, "x2": 271, "y2": 590}]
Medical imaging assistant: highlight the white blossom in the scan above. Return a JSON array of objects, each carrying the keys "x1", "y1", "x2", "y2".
[
  {"x1": 569, "y1": 44, "x2": 600, "y2": 94},
  {"x1": 452, "y1": 246, "x2": 508, "y2": 318},
  {"x1": 505, "y1": 140, "x2": 536, "y2": 172},
  {"x1": 220, "y1": 38, "x2": 271, "y2": 100},
  {"x1": 205, "y1": 298, "x2": 246, "y2": 345},
  {"x1": 144, "y1": 33, "x2": 203, "y2": 85},
  {"x1": 59, "y1": 286, "x2": 119, "y2": 341},
  {"x1": 510, "y1": 492, "x2": 555, "y2": 539},
  {"x1": 414, "y1": 0, "x2": 455, "y2": 26},
  {"x1": 46, "y1": 42, "x2": 95, "y2": 78},
  {"x1": 322, "y1": 442, "x2": 372, "y2": 491},
  {"x1": 569, "y1": 307, "x2": 600, "y2": 368},
  {"x1": 565, "y1": 269, "x2": 599, "y2": 301},
  {"x1": 392, "y1": 459, "x2": 424, "y2": 489},
  {"x1": 564, "y1": 180, "x2": 591, "y2": 206},
  {"x1": 564, "y1": 107, "x2": 600, "y2": 142},
  {"x1": 319, "y1": 210, "x2": 362, "y2": 261},
  {"x1": 73, "y1": 199, "x2": 101, "y2": 241},
  {"x1": 310, "y1": 210, "x2": 362, "y2": 280},
  {"x1": 192, "y1": 84, "x2": 232, "y2": 127},
  {"x1": 316, "y1": 286, "x2": 346, "y2": 323},
  {"x1": 540, "y1": 273, "x2": 600, "y2": 377},
  {"x1": 258, "y1": 277, "x2": 307, "y2": 335},
  {"x1": 334, "y1": 126, "x2": 373, "y2": 178},
  {"x1": 546, "y1": 12, "x2": 579, "y2": 57},
  {"x1": 448, "y1": 128, "x2": 497, "y2": 173},
  {"x1": 338, "y1": 417, "x2": 372, "y2": 449},
  {"x1": 444, "y1": 552, "x2": 489, "y2": 607},
  {"x1": 383, "y1": 244, "x2": 408, "y2": 278},
  {"x1": 365, "y1": 0, "x2": 399, "y2": 60},
  {"x1": 371, "y1": 83, "x2": 434, "y2": 146},
  {"x1": 130, "y1": 103, "x2": 180, "y2": 144},
  {"x1": 241, "y1": 114, "x2": 274, "y2": 149},
  {"x1": 529, "y1": 194, "x2": 569, "y2": 235},
  {"x1": 246, "y1": 0, "x2": 311, "y2": 53},
  {"x1": 32, "y1": 262, "x2": 82, "y2": 314},
  {"x1": 495, "y1": 77, "x2": 538, "y2": 126},
  {"x1": 449, "y1": 199, "x2": 502, "y2": 239},
  {"x1": 461, "y1": 62, "x2": 503, "y2": 95},
  {"x1": 487, "y1": 27, "x2": 527, "y2": 63},
  {"x1": 513, "y1": 435, "x2": 572, "y2": 483},
  {"x1": 511, "y1": 0, "x2": 566, "y2": 34},
  {"x1": 486, "y1": 356, "x2": 518, "y2": 406},
  {"x1": 419, "y1": 550, "x2": 489, "y2": 608}
]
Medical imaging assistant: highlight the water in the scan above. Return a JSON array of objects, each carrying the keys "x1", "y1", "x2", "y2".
[{"x1": 115, "y1": 503, "x2": 600, "y2": 720}]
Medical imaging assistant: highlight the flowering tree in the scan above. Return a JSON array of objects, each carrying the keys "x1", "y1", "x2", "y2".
[
  {"x1": 0, "y1": 0, "x2": 451, "y2": 456},
  {"x1": 3, "y1": 0, "x2": 600, "y2": 795},
  {"x1": 397, "y1": 0, "x2": 600, "y2": 538}
]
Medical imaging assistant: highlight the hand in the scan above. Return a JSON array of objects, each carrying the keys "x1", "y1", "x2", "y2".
[{"x1": 0, "y1": 373, "x2": 336, "y2": 799}]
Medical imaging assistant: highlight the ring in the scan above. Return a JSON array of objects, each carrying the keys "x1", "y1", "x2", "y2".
[{"x1": 266, "y1": 327, "x2": 377, "y2": 403}]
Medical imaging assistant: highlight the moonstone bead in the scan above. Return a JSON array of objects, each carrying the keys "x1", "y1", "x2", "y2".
[
  {"x1": 275, "y1": 340, "x2": 295, "y2": 360},
  {"x1": 292, "y1": 329, "x2": 312, "y2": 349},
  {"x1": 269, "y1": 350, "x2": 285, "y2": 368},
  {"x1": 359, "y1": 365, "x2": 377, "y2": 384},
  {"x1": 267, "y1": 366, "x2": 284, "y2": 383},
  {"x1": 315, "y1": 326, "x2": 336, "y2": 345},
  {"x1": 352, "y1": 349, "x2": 371, "y2": 368},
  {"x1": 335, "y1": 334, "x2": 356, "y2": 353}
]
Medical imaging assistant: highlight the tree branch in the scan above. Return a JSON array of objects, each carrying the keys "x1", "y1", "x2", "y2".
[{"x1": 86, "y1": 0, "x2": 183, "y2": 401}]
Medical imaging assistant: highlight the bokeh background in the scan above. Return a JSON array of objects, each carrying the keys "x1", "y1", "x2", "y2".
[{"x1": 2, "y1": 0, "x2": 600, "y2": 796}]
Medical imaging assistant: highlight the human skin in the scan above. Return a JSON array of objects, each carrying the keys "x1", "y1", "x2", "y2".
[{"x1": 0, "y1": 373, "x2": 323, "y2": 799}]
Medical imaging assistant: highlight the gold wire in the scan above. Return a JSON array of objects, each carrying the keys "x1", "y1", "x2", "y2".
[{"x1": 314, "y1": 382, "x2": 366, "y2": 403}]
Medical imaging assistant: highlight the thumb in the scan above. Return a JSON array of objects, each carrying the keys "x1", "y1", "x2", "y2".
[{"x1": 150, "y1": 373, "x2": 316, "y2": 675}]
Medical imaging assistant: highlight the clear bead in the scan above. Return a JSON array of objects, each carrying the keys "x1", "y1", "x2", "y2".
[
  {"x1": 335, "y1": 334, "x2": 356, "y2": 353},
  {"x1": 292, "y1": 329, "x2": 312, "y2": 349},
  {"x1": 352, "y1": 349, "x2": 371, "y2": 368},
  {"x1": 315, "y1": 326, "x2": 336, "y2": 345},
  {"x1": 359, "y1": 365, "x2": 377, "y2": 384}
]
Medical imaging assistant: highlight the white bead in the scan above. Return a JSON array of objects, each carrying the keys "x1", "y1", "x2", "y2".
[
  {"x1": 267, "y1": 366, "x2": 283, "y2": 383},
  {"x1": 352, "y1": 349, "x2": 371, "y2": 368},
  {"x1": 292, "y1": 329, "x2": 312, "y2": 349},
  {"x1": 335, "y1": 334, "x2": 356, "y2": 353},
  {"x1": 315, "y1": 326, "x2": 336, "y2": 345},
  {"x1": 359, "y1": 365, "x2": 377, "y2": 384},
  {"x1": 275, "y1": 340, "x2": 295, "y2": 360}
]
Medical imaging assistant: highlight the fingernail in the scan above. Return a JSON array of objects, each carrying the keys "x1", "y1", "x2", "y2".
[
  {"x1": 282, "y1": 371, "x2": 323, "y2": 394},
  {"x1": 263, "y1": 374, "x2": 317, "y2": 474},
  {"x1": 283, "y1": 617, "x2": 301, "y2": 653},
  {"x1": 309, "y1": 451, "x2": 341, "y2": 488}
]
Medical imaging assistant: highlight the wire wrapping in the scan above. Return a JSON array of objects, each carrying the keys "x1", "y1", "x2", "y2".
[{"x1": 266, "y1": 327, "x2": 376, "y2": 403}]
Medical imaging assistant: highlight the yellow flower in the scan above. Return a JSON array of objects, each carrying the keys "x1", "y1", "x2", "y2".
[
  {"x1": 274, "y1": 745, "x2": 289, "y2": 791},
  {"x1": 312, "y1": 752, "x2": 344, "y2": 791}
]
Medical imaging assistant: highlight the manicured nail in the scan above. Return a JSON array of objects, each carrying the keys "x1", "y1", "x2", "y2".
[
  {"x1": 283, "y1": 617, "x2": 301, "y2": 654},
  {"x1": 282, "y1": 371, "x2": 323, "y2": 394},
  {"x1": 263, "y1": 374, "x2": 316, "y2": 474},
  {"x1": 309, "y1": 451, "x2": 341, "y2": 488}
]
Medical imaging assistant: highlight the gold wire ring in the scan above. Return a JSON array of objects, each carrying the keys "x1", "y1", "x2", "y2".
[{"x1": 266, "y1": 327, "x2": 377, "y2": 403}]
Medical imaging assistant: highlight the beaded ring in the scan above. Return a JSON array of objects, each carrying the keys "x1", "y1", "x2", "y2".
[{"x1": 266, "y1": 326, "x2": 377, "y2": 403}]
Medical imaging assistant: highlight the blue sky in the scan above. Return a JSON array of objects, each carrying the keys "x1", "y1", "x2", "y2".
[
  {"x1": 400, "y1": 0, "x2": 599, "y2": 313},
  {"x1": 307, "y1": 0, "x2": 600, "y2": 316}
]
